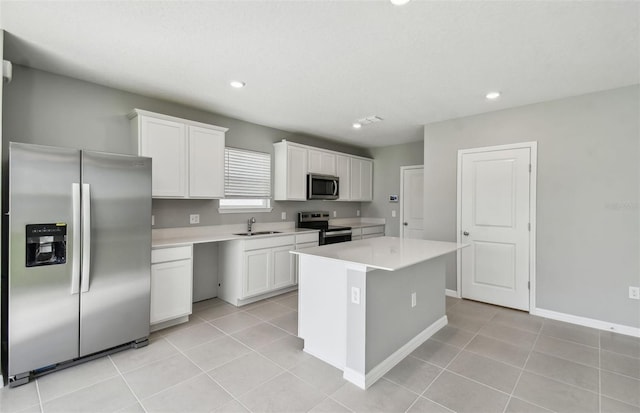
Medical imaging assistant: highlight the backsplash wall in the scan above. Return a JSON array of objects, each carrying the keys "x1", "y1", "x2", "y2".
[{"x1": 152, "y1": 199, "x2": 363, "y2": 229}]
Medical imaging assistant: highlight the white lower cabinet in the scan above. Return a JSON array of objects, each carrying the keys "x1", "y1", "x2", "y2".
[
  {"x1": 150, "y1": 245, "x2": 193, "y2": 329},
  {"x1": 243, "y1": 248, "x2": 272, "y2": 297},
  {"x1": 351, "y1": 225, "x2": 385, "y2": 241},
  {"x1": 272, "y1": 245, "x2": 296, "y2": 290},
  {"x1": 294, "y1": 240, "x2": 319, "y2": 282},
  {"x1": 219, "y1": 232, "x2": 319, "y2": 306}
]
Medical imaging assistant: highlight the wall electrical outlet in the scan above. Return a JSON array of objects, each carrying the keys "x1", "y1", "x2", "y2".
[
  {"x1": 189, "y1": 214, "x2": 200, "y2": 224},
  {"x1": 629, "y1": 286, "x2": 640, "y2": 300},
  {"x1": 333, "y1": 211, "x2": 337, "y2": 217},
  {"x1": 391, "y1": 210, "x2": 396, "y2": 218},
  {"x1": 281, "y1": 212, "x2": 286, "y2": 220},
  {"x1": 356, "y1": 210, "x2": 360, "y2": 217},
  {"x1": 151, "y1": 215, "x2": 155, "y2": 226},
  {"x1": 351, "y1": 287, "x2": 361, "y2": 305},
  {"x1": 411, "y1": 292, "x2": 417, "y2": 308}
]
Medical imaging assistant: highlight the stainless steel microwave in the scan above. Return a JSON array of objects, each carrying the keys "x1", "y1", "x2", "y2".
[{"x1": 307, "y1": 174, "x2": 339, "y2": 200}]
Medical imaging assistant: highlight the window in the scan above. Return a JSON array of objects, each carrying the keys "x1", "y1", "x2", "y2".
[{"x1": 218, "y1": 147, "x2": 272, "y2": 213}]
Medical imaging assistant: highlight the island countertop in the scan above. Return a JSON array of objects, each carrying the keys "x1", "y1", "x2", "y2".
[{"x1": 291, "y1": 236, "x2": 466, "y2": 271}]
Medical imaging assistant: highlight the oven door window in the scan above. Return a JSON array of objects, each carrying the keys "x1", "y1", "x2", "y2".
[{"x1": 322, "y1": 232, "x2": 352, "y2": 245}]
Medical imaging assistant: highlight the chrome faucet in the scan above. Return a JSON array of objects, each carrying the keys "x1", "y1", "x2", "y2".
[{"x1": 247, "y1": 217, "x2": 256, "y2": 233}]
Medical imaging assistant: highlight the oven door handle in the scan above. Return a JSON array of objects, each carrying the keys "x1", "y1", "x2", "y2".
[{"x1": 324, "y1": 230, "x2": 352, "y2": 237}]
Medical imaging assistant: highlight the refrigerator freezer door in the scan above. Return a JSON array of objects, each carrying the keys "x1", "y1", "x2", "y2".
[
  {"x1": 8, "y1": 142, "x2": 81, "y2": 376},
  {"x1": 79, "y1": 151, "x2": 152, "y2": 356}
]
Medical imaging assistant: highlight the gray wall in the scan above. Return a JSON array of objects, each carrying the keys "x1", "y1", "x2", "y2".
[
  {"x1": 361, "y1": 140, "x2": 423, "y2": 236},
  {"x1": 423, "y1": 85, "x2": 640, "y2": 328},
  {"x1": 2, "y1": 65, "x2": 372, "y2": 228}
]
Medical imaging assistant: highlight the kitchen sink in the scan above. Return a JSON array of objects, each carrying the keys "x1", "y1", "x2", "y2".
[{"x1": 233, "y1": 231, "x2": 282, "y2": 236}]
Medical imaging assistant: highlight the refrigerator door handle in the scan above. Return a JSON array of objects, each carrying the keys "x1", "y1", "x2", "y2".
[
  {"x1": 71, "y1": 183, "x2": 81, "y2": 295},
  {"x1": 81, "y1": 183, "x2": 91, "y2": 293}
]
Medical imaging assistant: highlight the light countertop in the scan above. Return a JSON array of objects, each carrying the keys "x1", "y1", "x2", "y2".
[
  {"x1": 152, "y1": 223, "x2": 318, "y2": 248},
  {"x1": 291, "y1": 236, "x2": 466, "y2": 271}
]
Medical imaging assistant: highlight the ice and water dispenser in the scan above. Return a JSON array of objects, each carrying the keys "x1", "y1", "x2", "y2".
[{"x1": 25, "y1": 223, "x2": 67, "y2": 267}]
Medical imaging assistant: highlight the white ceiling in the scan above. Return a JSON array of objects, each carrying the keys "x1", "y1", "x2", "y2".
[{"x1": 1, "y1": 1, "x2": 638, "y2": 148}]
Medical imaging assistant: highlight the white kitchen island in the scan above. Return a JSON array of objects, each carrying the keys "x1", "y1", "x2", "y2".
[{"x1": 291, "y1": 236, "x2": 465, "y2": 389}]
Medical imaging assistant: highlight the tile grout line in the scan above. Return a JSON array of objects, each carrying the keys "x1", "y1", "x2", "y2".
[
  {"x1": 107, "y1": 354, "x2": 149, "y2": 413},
  {"x1": 155, "y1": 326, "x2": 256, "y2": 413},
  {"x1": 33, "y1": 367, "x2": 122, "y2": 407},
  {"x1": 34, "y1": 378, "x2": 43, "y2": 413},
  {"x1": 501, "y1": 319, "x2": 544, "y2": 413}
]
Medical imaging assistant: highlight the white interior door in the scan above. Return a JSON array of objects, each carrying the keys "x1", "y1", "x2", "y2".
[
  {"x1": 401, "y1": 166, "x2": 424, "y2": 239},
  {"x1": 460, "y1": 147, "x2": 531, "y2": 311}
]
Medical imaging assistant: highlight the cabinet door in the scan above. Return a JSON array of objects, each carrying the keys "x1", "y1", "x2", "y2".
[
  {"x1": 350, "y1": 158, "x2": 373, "y2": 202},
  {"x1": 140, "y1": 116, "x2": 187, "y2": 198},
  {"x1": 294, "y1": 242, "x2": 319, "y2": 283},
  {"x1": 360, "y1": 159, "x2": 373, "y2": 201},
  {"x1": 287, "y1": 145, "x2": 308, "y2": 200},
  {"x1": 150, "y1": 259, "x2": 193, "y2": 324},
  {"x1": 272, "y1": 245, "x2": 295, "y2": 289},
  {"x1": 350, "y1": 158, "x2": 362, "y2": 201},
  {"x1": 243, "y1": 249, "x2": 271, "y2": 298},
  {"x1": 308, "y1": 149, "x2": 336, "y2": 175},
  {"x1": 189, "y1": 126, "x2": 225, "y2": 198},
  {"x1": 336, "y1": 155, "x2": 351, "y2": 201}
]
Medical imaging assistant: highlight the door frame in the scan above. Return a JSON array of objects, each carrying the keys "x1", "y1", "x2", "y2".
[
  {"x1": 400, "y1": 165, "x2": 424, "y2": 239},
  {"x1": 456, "y1": 142, "x2": 537, "y2": 312}
]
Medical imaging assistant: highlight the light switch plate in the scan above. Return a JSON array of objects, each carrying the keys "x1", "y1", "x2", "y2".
[
  {"x1": 356, "y1": 210, "x2": 360, "y2": 217},
  {"x1": 151, "y1": 215, "x2": 155, "y2": 226},
  {"x1": 189, "y1": 214, "x2": 200, "y2": 224},
  {"x1": 281, "y1": 212, "x2": 286, "y2": 220},
  {"x1": 391, "y1": 210, "x2": 396, "y2": 218}
]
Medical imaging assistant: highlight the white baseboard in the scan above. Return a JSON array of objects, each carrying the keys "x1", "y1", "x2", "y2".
[
  {"x1": 445, "y1": 289, "x2": 459, "y2": 298},
  {"x1": 343, "y1": 315, "x2": 448, "y2": 389},
  {"x1": 532, "y1": 307, "x2": 640, "y2": 338}
]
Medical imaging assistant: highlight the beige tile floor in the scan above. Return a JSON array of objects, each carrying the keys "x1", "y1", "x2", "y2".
[{"x1": 1, "y1": 292, "x2": 639, "y2": 413}]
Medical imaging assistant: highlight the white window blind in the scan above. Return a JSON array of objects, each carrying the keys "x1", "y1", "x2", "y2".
[{"x1": 224, "y1": 147, "x2": 271, "y2": 198}]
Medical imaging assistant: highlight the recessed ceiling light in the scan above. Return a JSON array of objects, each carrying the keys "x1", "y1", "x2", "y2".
[
  {"x1": 486, "y1": 91, "x2": 501, "y2": 100},
  {"x1": 390, "y1": 0, "x2": 411, "y2": 5},
  {"x1": 352, "y1": 123, "x2": 362, "y2": 129},
  {"x1": 230, "y1": 80, "x2": 246, "y2": 88}
]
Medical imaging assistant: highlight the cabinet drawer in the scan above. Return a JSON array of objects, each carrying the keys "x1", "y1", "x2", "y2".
[
  {"x1": 362, "y1": 225, "x2": 384, "y2": 236},
  {"x1": 152, "y1": 245, "x2": 193, "y2": 264},
  {"x1": 296, "y1": 241, "x2": 319, "y2": 250},
  {"x1": 244, "y1": 235, "x2": 295, "y2": 251},
  {"x1": 362, "y1": 234, "x2": 383, "y2": 240},
  {"x1": 295, "y1": 232, "x2": 319, "y2": 244}
]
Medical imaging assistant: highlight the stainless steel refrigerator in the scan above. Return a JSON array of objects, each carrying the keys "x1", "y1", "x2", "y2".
[{"x1": 4, "y1": 142, "x2": 152, "y2": 386}]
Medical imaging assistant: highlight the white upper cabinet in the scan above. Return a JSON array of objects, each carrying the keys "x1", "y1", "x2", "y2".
[
  {"x1": 130, "y1": 109, "x2": 227, "y2": 199},
  {"x1": 274, "y1": 141, "x2": 308, "y2": 201},
  {"x1": 138, "y1": 116, "x2": 187, "y2": 198},
  {"x1": 188, "y1": 126, "x2": 225, "y2": 198},
  {"x1": 274, "y1": 140, "x2": 372, "y2": 202},
  {"x1": 308, "y1": 149, "x2": 336, "y2": 176},
  {"x1": 350, "y1": 157, "x2": 373, "y2": 202},
  {"x1": 336, "y1": 155, "x2": 351, "y2": 201}
]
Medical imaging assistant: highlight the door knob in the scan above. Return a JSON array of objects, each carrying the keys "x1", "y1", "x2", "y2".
[
  {"x1": 463, "y1": 231, "x2": 470, "y2": 236},
  {"x1": 403, "y1": 222, "x2": 408, "y2": 226}
]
